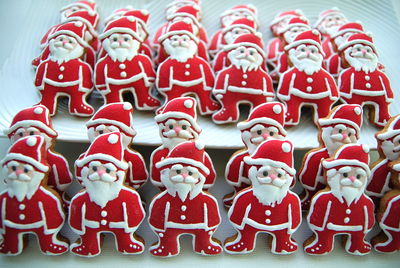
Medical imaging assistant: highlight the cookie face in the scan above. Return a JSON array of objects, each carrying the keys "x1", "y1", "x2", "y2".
[{"x1": 0, "y1": 136, "x2": 68, "y2": 256}]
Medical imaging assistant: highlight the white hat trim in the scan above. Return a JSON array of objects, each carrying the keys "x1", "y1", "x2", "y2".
[
  {"x1": 156, "y1": 157, "x2": 210, "y2": 175},
  {"x1": 1, "y1": 153, "x2": 48, "y2": 172},
  {"x1": 237, "y1": 118, "x2": 286, "y2": 135}
]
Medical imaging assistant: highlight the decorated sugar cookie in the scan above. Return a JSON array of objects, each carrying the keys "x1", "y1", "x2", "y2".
[
  {"x1": 95, "y1": 16, "x2": 160, "y2": 109},
  {"x1": 299, "y1": 104, "x2": 362, "y2": 210},
  {"x1": 149, "y1": 141, "x2": 222, "y2": 257},
  {"x1": 223, "y1": 102, "x2": 286, "y2": 207},
  {"x1": 338, "y1": 33, "x2": 394, "y2": 127},
  {"x1": 150, "y1": 97, "x2": 216, "y2": 191},
  {"x1": 34, "y1": 21, "x2": 95, "y2": 117},
  {"x1": 277, "y1": 30, "x2": 339, "y2": 126},
  {"x1": 304, "y1": 144, "x2": 375, "y2": 255},
  {"x1": 156, "y1": 20, "x2": 219, "y2": 115},
  {"x1": 212, "y1": 33, "x2": 274, "y2": 124},
  {"x1": 70, "y1": 132, "x2": 145, "y2": 257},
  {"x1": 225, "y1": 139, "x2": 301, "y2": 254},
  {"x1": 0, "y1": 136, "x2": 68, "y2": 255}
]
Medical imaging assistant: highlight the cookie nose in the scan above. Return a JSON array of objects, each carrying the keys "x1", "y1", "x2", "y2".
[
  {"x1": 97, "y1": 170, "x2": 105, "y2": 176},
  {"x1": 15, "y1": 170, "x2": 23, "y2": 175},
  {"x1": 349, "y1": 176, "x2": 356, "y2": 182},
  {"x1": 174, "y1": 127, "x2": 181, "y2": 134},
  {"x1": 269, "y1": 174, "x2": 277, "y2": 180},
  {"x1": 262, "y1": 133, "x2": 269, "y2": 139}
]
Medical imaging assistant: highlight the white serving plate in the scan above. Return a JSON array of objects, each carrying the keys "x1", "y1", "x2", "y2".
[{"x1": 0, "y1": 0, "x2": 399, "y2": 150}]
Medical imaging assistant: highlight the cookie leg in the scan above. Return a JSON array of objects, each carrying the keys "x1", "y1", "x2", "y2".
[
  {"x1": 300, "y1": 188, "x2": 319, "y2": 211},
  {"x1": 346, "y1": 231, "x2": 371, "y2": 255},
  {"x1": 195, "y1": 89, "x2": 220, "y2": 115},
  {"x1": 304, "y1": 230, "x2": 335, "y2": 255},
  {"x1": 283, "y1": 99, "x2": 300, "y2": 126},
  {"x1": 272, "y1": 230, "x2": 297, "y2": 254},
  {"x1": 70, "y1": 229, "x2": 101, "y2": 257},
  {"x1": 314, "y1": 98, "x2": 333, "y2": 123},
  {"x1": 102, "y1": 86, "x2": 124, "y2": 104},
  {"x1": 114, "y1": 230, "x2": 144, "y2": 254},
  {"x1": 193, "y1": 229, "x2": 222, "y2": 255},
  {"x1": 132, "y1": 81, "x2": 160, "y2": 110},
  {"x1": 38, "y1": 88, "x2": 58, "y2": 116},
  {"x1": 374, "y1": 99, "x2": 391, "y2": 127},
  {"x1": 36, "y1": 230, "x2": 68, "y2": 255},
  {"x1": 374, "y1": 229, "x2": 400, "y2": 253},
  {"x1": 224, "y1": 225, "x2": 258, "y2": 254},
  {"x1": 212, "y1": 94, "x2": 239, "y2": 123},
  {"x1": 69, "y1": 91, "x2": 94, "y2": 116},
  {"x1": 150, "y1": 229, "x2": 180, "y2": 257},
  {"x1": 0, "y1": 228, "x2": 23, "y2": 255}
]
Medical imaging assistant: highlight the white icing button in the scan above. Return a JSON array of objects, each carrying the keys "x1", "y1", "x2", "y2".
[
  {"x1": 181, "y1": 205, "x2": 187, "y2": 211},
  {"x1": 366, "y1": 83, "x2": 371, "y2": 88},
  {"x1": 306, "y1": 86, "x2": 312, "y2": 92},
  {"x1": 58, "y1": 74, "x2": 63, "y2": 80},
  {"x1": 19, "y1": 214, "x2": 25, "y2": 220},
  {"x1": 243, "y1": 74, "x2": 248, "y2": 79},
  {"x1": 185, "y1": 64, "x2": 190, "y2": 68},
  {"x1": 241, "y1": 81, "x2": 247, "y2": 86},
  {"x1": 59, "y1": 66, "x2": 65, "y2": 71},
  {"x1": 19, "y1": 204, "x2": 25, "y2": 210},
  {"x1": 180, "y1": 215, "x2": 186, "y2": 220},
  {"x1": 119, "y1": 64, "x2": 126, "y2": 69},
  {"x1": 101, "y1": 211, "x2": 107, "y2": 217},
  {"x1": 365, "y1": 75, "x2": 370, "y2": 81},
  {"x1": 265, "y1": 219, "x2": 271, "y2": 224},
  {"x1": 185, "y1": 71, "x2": 190, "y2": 76},
  {"x1": 265, "y1": 210, "x2": 271, "y2": 216},
  {"x1": 159, "y1": 233, "x2": 164, "y2": 237},
  {"x1": 346, "y1": 209, "x2": 351, "y2": 214},
  {"x1": 120, "y1": 72, "x2": 127, "y2": 77},
  {"x1": 344, "y1": 217, "x2": 350, "y2": 223},
  {"x1": 101, "y1": 219, "x2": 107, "y2": 225},
  {"x1": 307, "y1": 77, "x2": 313, "y2": 83}
]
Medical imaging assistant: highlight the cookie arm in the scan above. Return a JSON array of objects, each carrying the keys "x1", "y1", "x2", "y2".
[
  {"x1": 228, "y1": 192, "x2": 249, "y2": 229},
  {"x1": 308, "y1": 194, "x2": 330, "y2": 231},
  {"x1": 364, "y1": 199, "x2": 375, "y2": 232},
  {"x1": 40, "y1": 189, "x2": 65, "y2": 233},
  {"x1": 156, "y1": 60, "x2": 172, "y2": 91},
  {"x1": 203, "y1": 152, "x2": 216, "y2": 189},
  {"x1": 140, "y1": 55, "x2": 156, "y2": 82},
  {"x1": 380, "y1": 72, "x2": 394, "y2": 100},
  {"x1": 34, "y1": 61, "x2": 47, "y2": 89},
  {"x1": 125, "y1": 150, "x2": 148, "y2": 189},
  {"x1": 338, "y1": 68, "x2": 352, "y2": 98},
  {"x1": 125, "y1": 192, "x2": 145, "y2": 230},
  {"x1": 212, "y1": 51, "x2": 226, "y2": 73},
  {"x1": 298, "y1": 150, "x2": 325, "y2": 190},
  {"x1": 68, "y1": 193, "x2": 86, "y2": 235},
  {"x1": 149, "y1": 148, "x2": 164, "y2": 187},
  {"x1": 47, "y1": 150, "x2": 73, "y2": 191},
  {"x1": 225, "y1": 152, "x2": 246, "y2": 187},
  {"x1": 276, "y1": 70, "x2": 292, "y2": 101},
  {"x1": 149, "y1": 194, "x2": 167, "y2": 231},
  {"x1": 289, "y1": 193, "x2": 302, "y2": 231},
  {"x1": 81, "y1": 62, "x2": 94, "y2": 90},
  {"x1": 325, "y1": 72, "x2": 339, "y2": 99},
  {"x1": 94, "y1": 58, "x2": 106, "y2": 90},
  {"x1": 205, "y1": 195, "x2": 221, "y2": 230},
  {"x1": 199, "y1": 58, "x2": 215, "y2": 89}
]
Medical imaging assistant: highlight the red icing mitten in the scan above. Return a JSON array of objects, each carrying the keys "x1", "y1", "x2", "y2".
[
  {"x1": 95, "y1": 16, "x2": 160, "y2": 110},
  {"x1": 156, "y1": 20, "x2": 219, "y2": 115},
  {"x1": 5, "y1": 105, "x2": 73, "y2": 208},
  {"x1": 212, "y1": 34, "x2": 274, "y2": 124},
  {"x1": 149, "y1": 141, "x2": 222, "y2": 257},
  {"x1": 150, "y1": 97, "x2": 216, "y2": 191},
  {"x1": 225, "y1": 139, "x2": 301, "y2": 254},
  {"x1": 277, "y1": 30, "x2": 339, "y2": 126},
  {"x1": 70, "y1": 132, "x2": 145, "y2": 257},
  {"x1": 338, "y1": 33, "x2": 393, "y2": 127},
  {"x1": 366, "y1": 115, "x2": 400, "y2": 205},
  {"x1": 223, "y1": 102, "x2": 287, "y2": 207},
  {"x1": 304, "y1": 144, "x2": 375, "y2": 255},
  {"x1": 0, "y1": 136, "x2": 68, "y2": 256},
  {"x1": 299, "y1": 104, "x2": 362, "y2": 210}
]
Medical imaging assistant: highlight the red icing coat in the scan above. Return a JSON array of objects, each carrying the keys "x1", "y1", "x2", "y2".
[
  {"x1": 366, "y1": 159, "x2": 393, "y2": 197},
  {"x1": 47, "y1": 150, "x2": 73, "y2": 191},
  {"x1": 0, "y1": 187, "x2": 64, "y2": 232},
  {"x1": 266, "y1": 37, "x2": 284, "y2": 69},
  {"x1": 379, "y1": 194, "x2": 400, "y2": 231},
  {"x1": 308, "y1": 192, "x2": 374, "y2": 232},
  {"x1": 299, "y1": 148, "x2": 329, "y2": 190},
  {"x1": 229, "y1": 189, "x2": 301, "y2": 232},
  {"x1": 225, "y1": 150, "x2": 250, "y2": 187},
  {"x1": 149, "y1": 191, "x2": 220, "y2": 231},
  {"x1": 277, "y1": 52, "x2": 289, "y2": 76},
  {"x1": 69, "y1": 188, "x2": 145, "y2": 234},
  {"x1": 208, "y1": 30, "x2": 224, "y2": 57},
  {"x1": 212, "y1": 50, "x2": 231, "y2": 73}
]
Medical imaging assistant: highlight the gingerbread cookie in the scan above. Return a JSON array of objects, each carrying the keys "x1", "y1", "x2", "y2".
[
  {"x1": 299, "y1": 104, "x2": 362, "y2": 210},
  {"x1": 304, "y1": 144, "x2": 375, "y2": 255},
  {"x1": 225, "y1": 139, "x2": 301, "y2": 254},
  {"x1": 149, "y1": 141, "x2": 222, "y2": 257},
  {"x1": 277, "y1": 30, "x2": 339, "y2": 126},
  {"x1": 0, "y1": 135, "x2": 68, "y2": 255},
  {"x1": 70, "y1": 132, "x2": 145, "y2": 257}
]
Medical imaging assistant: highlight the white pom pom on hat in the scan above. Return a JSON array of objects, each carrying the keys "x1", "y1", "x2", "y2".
[
  {"x1": 282, "y1": 142, "x2": 291, "y2": 153},
  {"x1": 123, "y1": 102, "x2": 132, "y2": 110},
  {"x1": 108, "y1": 134, "x2": 119, "y2": 144},
  {"x1": 127, "y1": 16, "x2": 135, "y2": 22},
  {"x1": 362, "y1": 144, "x2": 369, "y2": 153},
  {"x1": 195, "y1": 140, "x2": 205, "y2": 150},
  {"x1": 354, "y1": 106, "x2": 361, "y2": 115},
  {"x1": 74, "y1": 21, "x2": 83, "y2": 27},
  {"x1": 273, "y1": 104, "x2": 282, "y2": 114},
  {"x1": 312, "y1": 29, "x2": 319, "y2": 35},
  {"x1": 34, "y1": 107, "x2": 44, "y2": 114},
  {"x1": 26, "y1": 137, "x2": 37, "y2": 147},
  {"x1": 184, "y1": 99, "x2": 193, "y2": 108}
]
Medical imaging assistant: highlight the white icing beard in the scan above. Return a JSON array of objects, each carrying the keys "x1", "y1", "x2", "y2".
[
  {"x1": 344, "y1": 47, "x2": 378, "y2": 72},
  {"x1": 163, "y1": 38, "x2": 198, "y2": 62},
  {"x1": 4, "y1": 168, "x2": 44, "y2": 202},
  {"x1": 288, "y1": 48, "x2": 323, "y2": 75},
  {"x1": 160, "y1": 168, "x2": 204, "y2": 201},
  {"x1": 381, "y1": 140, "x2": 400, "y2": 161},
  {"x1": 248, "y1": 166, "x2": 291, "y2": 207},
  {"x1": 228, "y1": 49, "x2": 263, "y2": 72},
  {"x1": 81, "y1": 167, "x2": 124, "y2": 208},
  {"x1": 102, "y1": 38, "x2": 139, "y2": 62},
  {"x1": 322, "y1": 127, "x2": 344, "y2": 156},
  {"x1": 328, "y1": 172, "x2": 363, "y2": 206},
  {"x1": 49, "y1": 39, "x2": 84, "y2": 64}
]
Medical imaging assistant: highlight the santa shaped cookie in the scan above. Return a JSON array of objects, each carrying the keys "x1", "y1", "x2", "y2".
[
  {"x1": 34, "y1": 21, "x2": 95, "y2": 117},
  {"x1": 299, "y1": 104, "x2": 363, "y2": 210},
  {"x1": 150, "y1": 97, "x2": 216, "y2": 191},
  {"x1": 277, "y1": 30, "x2": 339, "y2": 126},
  {"x1": 212, "y1": 33, "x2": 274, "y2": 124},
  {"x1": 223, "y1": 102, "x2": 287, "y2": 207},
  {"x1": 70, "y1": 132, "x2": 145, "y2": 257},
  {"x1": 366, "y1": 115, "x2": 400, "y2": 205},
  {"x1": 0, "y1": 135, "x2": 68, "y2": 255},
  {"x1": 75, "y1": 102, "x2": 148, "y2": 190},
  {"x1": 156, "y1": 20, "x2": 219, "y2": 115},
  {"x1": 337, "y1": 33, "x2": 394, "y2": 127},
  {"x1": 4, "y1": 105, "x2": 73, "y2": 206},
  {"x1": 372, "y1": 160, "x2": 400, "y2": 253},
  {"x1": 149, "y1": 141, "x2": 222, "y2": 257},
  {"x1": 304, "y1": 144, "x2": 375, "y2": 255},
  {"x1": 225, "y1": 139, "x2": 301, "y2": 254}
]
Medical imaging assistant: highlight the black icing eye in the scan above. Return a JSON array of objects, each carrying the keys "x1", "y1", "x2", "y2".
[
  {"x1": 240, "y1": 48, "x2": 245, "y2": 53},
  {"x1": 263, "y1": 171, "x2": 268, "y2": 176},
  {"x1": 234, "y1": 30, "x2": 239, "y2": 34},
  {"x1": 338, "y1": 129, "x2": 342, "y2": 134},
  {"x1": 24, "y1": 168, "x2": 29, "y2": 173},
  {"x1": 124, "y1": 37, "x2": 128, "y2": 42},
  {"x1": 60, "y1": 38, "x2": 63, "y2": 42},
  {"x1": 356, "y1": 174, "x2": 361, "y2": 179},
  {"x1": 348, "y1": 133, "x2": 352, "y2": 137},
  {"x1": 92, "y1": 166, "x2": 97, "y2": 172},
  {"x1": 113, "y1": 37, "x2": 118, "y2": 42},
  {"x1": 12, "y1": 166, "x2": 17, "y2": 171},
  {"x1": 278, "y1": 173, "x2": 282, "y2": 178},
  {"x1": 301, "y1": 48, "x2": 305, "y2": 52},
  {"x1": 176, "y1": 169, "x2": 181, "y2": 174},
  {"x1": 182, "y1": 125, "x2": 187, "y2": 130},
  {"x1": 169, "y1": 125, "x2": 173, "y2": 130},
  {"x1": 257, "y1": 130, "x2": 262, "y2": 135},
  {"x1": 188, "y1": 171, "x2": 193, "y2": 176},
  {"x1": 69, "y1": 40, "x2": 73, "y2": 44},
  {"x1": 269, "y1": 132, "x2": 274, "y2": 136},
  {"x1": 357, "y1": 48, "x2": 361, "y2": 52},
  {"x1": 106, "y1": 168, "x2": 111, "y2": 173},
  {"x1": 99, "y1": 130, "x2": 103, "y2": 135},
  {"x1": 249, "y1": 51, "x2": 254, "y2": 56},
  {"x1": 30, "y1": 131, "x2": 34, "y2": 135},
  {"x1": 343, "y1": 173, "x2": 348, "y2": 178},
  {"x1": 19, "y1": 133, "x2": 23, "y2": 137}
]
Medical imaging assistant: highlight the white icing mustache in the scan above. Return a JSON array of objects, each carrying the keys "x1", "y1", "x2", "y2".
[
  {"x1": 163, "y1": 129, "x2": 193, "y2": 139},
  {"x1": 235, "y1": 53, "x2": 257, "y2": 62},
  {"x1": 170, "y1": 40, "x2": 190, "y2": 48},
  {"x1": 54, "y1": 41, "x2": 74, "y2": 50},
  {"x1": 110, "y1": 42, "x2": 130, "y2": 49},
  {"x1": 170, "y1": 175, "x2": 198, "y2": 184},
  {"x1": 250, "y1": 136, "x2": 265, "y2": 144},
  {"x1": 350, "y1": 51, "x2": 374, "y2": 60},
  {"x1": 7, "y1": 172, "x2": 31, "y2": 181},
  {"x1": 88, "y1": 172, "x2": 116, "y2": 182},
  {"x1": 340, "y1": 178, "x2": 362, "y2": 187},
  {"x1": 257, "y1": 176, "x2": 286, "y2": 187},
  {"x1": 296, "y1": 52, "x2": 320, "y2": 61}
]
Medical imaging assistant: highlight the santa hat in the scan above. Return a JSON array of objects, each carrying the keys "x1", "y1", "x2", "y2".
[
  {"x1": 222, "y1": 18, "x2": 257, "y2": 35},
  {"x1": 244, "y1": 139, "x2": 295, "y2": 176},
  {"x1": 158, "y1": 19, "x2": 199, "y2": 44},
  {"x1": 165, "y1": 0, "x2": 201, "y2": 12},
  {"x1": 1, "y1": 135, "x2": 49, "y2": 172},
  {"x1": 155, "y1": 97, "x2": 201, "y2": 133},
  {"x1": 280, "y1": 16, "x2": 310, "y2": 34},
  {"x1": 124, "y1": 9, "x2": 150, "y2": 26},
  {"x1": 155, "y1": 140, "x2": 210, "y2": 175},
  {"x1": 331, "y1": 22, "x2": 364, "y2": 38},
  {"x1": 60, "y1": 0, "x2": 97, "y2": 12},
  {"x1": 5, "y1": 105, "x2": 57, "y2": 138},
  {"x1": 104, "y1": 6, "x2": 135, "y2": 25},
  {"x1": 237, "y1": 102, "x2": 286, "y2": 136},
  {"x1": 75, "y1": 132, "x2": 128, "y2": 170},
  {"x1": 221, "y1": 5, "x2": 258, "y2": 21},
  {"x1": 86, "y1": 102, "x2": 136, "y2": 137},
  {"x1": 284, "y1": 29, "x2": 324, "y2": 56},
  {"x1": 269, "y1": 9, "x2": 304, "y2": 27},
  {"x1": 224, "y1": 33, "x2": 265, "y2": 57},
  {"x1": 314, "y1": 7, "x2": 345, "y2": 28},
  {"x1": 318, "y1": 104, "x2": 363, "y2": 137},
  {"x1": 338, "y1": 32, "x2": 376, "y2": 52},
  {"x1": 49, "y1": 21, "x2": 89, "y2": 47},
  {"x1": 64, "y1": 10, "x2": 99, "y2": 36},
  {"x1": 166, "y1": 5, "x2": 201, "y2": 29},
  {"x1": 322, "y1": 144, "x2": 370, "y2": 175},
  {"x1": 99, "y1": 16, "x2": 142, "y2": 42},
  {"x1": 376, "y1": 114, "x2": 400, "y2": 140}
]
